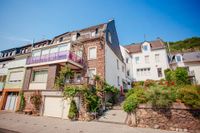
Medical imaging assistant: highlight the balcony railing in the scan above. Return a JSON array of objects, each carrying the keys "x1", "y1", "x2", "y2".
[{"x1": 26, "y1": 51, "x2": 83, "y2": 65}]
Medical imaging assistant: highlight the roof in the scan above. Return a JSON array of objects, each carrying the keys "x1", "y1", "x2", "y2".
[
  {"x1": 171, "y1": 51, "x2": 200, "y2": 63},
  {"x1": 124, "y1": 39, "x2": 165, "y2": 53}
]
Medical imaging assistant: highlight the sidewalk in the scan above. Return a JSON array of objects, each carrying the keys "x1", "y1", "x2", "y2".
[{"x1": 0, "y1": 112, "x2": 181, "y2": 133}]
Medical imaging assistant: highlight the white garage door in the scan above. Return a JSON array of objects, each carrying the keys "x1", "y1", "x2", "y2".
[{"x1": 43, "y1": 97, "x2": 70, "y2": 119}]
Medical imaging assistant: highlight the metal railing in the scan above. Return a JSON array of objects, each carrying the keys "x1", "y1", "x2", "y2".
[{"x1": 26, "y1": 51, "x2": 83, "y2": 65}]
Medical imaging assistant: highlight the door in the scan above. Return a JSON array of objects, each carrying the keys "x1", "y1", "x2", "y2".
[
  {"x1": 43, "y1": 97, "x2": 71, "y2": 119},
  {"x1": 4, "y1": 92, "x2": 17, "y2": 111}
]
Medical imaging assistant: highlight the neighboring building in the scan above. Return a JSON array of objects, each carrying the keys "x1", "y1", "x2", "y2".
[
  {"x1": 169, "y1": 51, "x2": 200, "y2": 85},
  {"x1": 0, "y1": 48, "x2": 17, "y2": 110},
  {"x1": 124, "y1": 39, "x2": 169, "y2": 81},
  {"x1": 120, "y1": 46, "x2": 133, "y2": 89},
  {"x1": 0, "y1": 44, "x2": 32, "y2": 111},
  {"x1": 22, "y1": 20, "x2": 126, "y2": 119}
]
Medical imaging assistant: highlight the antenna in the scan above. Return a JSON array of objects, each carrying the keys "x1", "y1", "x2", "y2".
[{"x1": 144, "y1": 34, "x2": 146, "y2": 41}]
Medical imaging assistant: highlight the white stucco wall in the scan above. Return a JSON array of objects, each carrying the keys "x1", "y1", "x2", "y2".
[
  {"x1": 105, "y1": 44, "x2": 126, "y2": 89},
  {"x1": 0, "y1": 61, "x2": 9, "y2": 75},
  {"x1": 131, "y1": 42, "x2": 169, "y2": 81},
  {"x1": 7, "y1": 58, "x2": 27, "y2": 69}
]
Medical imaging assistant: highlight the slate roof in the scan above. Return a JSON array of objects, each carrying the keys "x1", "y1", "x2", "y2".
[
  {"x1": 171, "y1": 51, "x2": 200, "y2": 63},
  {"x1": 124, "y1": 39, "x2": 166, "y2": 53}
]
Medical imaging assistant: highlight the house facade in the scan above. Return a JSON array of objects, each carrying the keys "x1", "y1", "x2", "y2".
[
  {"x1": 20, "y1": 20, "x2": 126, "y2": 119},
  {"x1": 169, "y1": 51, "x2": 200, "y2": 85},
  {"x1": 0, "y1": 44, "x2": 32, "y2": 111},
  {"x1": 124, "y1": 39, "x2": 169, "y2": 81}
]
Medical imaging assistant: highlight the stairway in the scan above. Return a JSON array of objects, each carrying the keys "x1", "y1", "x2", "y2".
[{"x1": 97, "y1": 96, "x2": 127, "y2": 124}]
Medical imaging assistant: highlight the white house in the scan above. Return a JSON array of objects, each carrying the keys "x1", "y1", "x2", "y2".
[
  {"x1": 170, "y1": 51, "x2": 200, "y2": 85},
  {"x1": 120, "y1": 46, "x2": 133, "y2": 89},
  {"x1": 124, "y1": 39, "x2": 169, "y2": 81}
]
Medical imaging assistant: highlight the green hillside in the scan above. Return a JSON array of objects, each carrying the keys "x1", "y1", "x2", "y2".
[{"x1": 166, "y1": 37, "x2": 200, "y2": 52}]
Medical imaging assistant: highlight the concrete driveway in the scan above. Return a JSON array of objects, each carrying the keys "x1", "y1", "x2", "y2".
[{"x1": 0, "y1": 112, "x2": 181, "y2": 133}]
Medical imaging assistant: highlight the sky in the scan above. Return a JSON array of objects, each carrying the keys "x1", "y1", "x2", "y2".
[{"x1": 0, "y1": 0, "x2": 200, "y2": 50}]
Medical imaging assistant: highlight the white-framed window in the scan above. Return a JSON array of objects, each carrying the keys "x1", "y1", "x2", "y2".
[
  {"x1": 155, "y1": 54, "x2": 160, "y2": 63},
  {"x1": 32, "y1": 70, "x2": 48, "y2": 83},
  {"x1": 127, "y1": 70, "x2": 130, "y2": 76},
  {"x1": 88, "y1": 47, "x2": 97, "y2": 60},
  {"x1": 88, "y1": 68, "x2": 96, "y2": 79},
  {"x1": 122, "y1": 65, "x2": 125, "y2": 72},
  {"x1": 108, "y1": 32, "x2": 112, "y2": 44},
  {"x1": 145, "y1": 55, "x2": 150, "y2": 64},
  {"x1": 9, "y1": 71, "x2": 24, "y2": 82},
  {"x1": 117, "y1": 76, "x2": 120, "y2": 86},
  {"x1": 72, "y1": 34, "x2": 77, "y2": 41},
  {"x1": 143, "y1": 45, "x2": 148, "y2": 51},
  {"x1": 176, "y1": 55, "x2": 182, "y2": 62},
  {"x1": 157, "y1": 68, "x2": 162, "y2": 77},
  {"x1": 135, "y1": 57, "x2": 139, "y2": 64},
  {"x1": 136, "y1": 68, "x2": 151, "y2": 77},
  {"x1": 126, "y1": 58, "x2": 129, "y2": 63},
  {"x1": 117, "y1": 59, "x2": 119, "y2": 70}
]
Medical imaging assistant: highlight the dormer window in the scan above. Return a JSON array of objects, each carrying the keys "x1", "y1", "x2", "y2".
[
  {"x1": 176, "y1": 55, "x2": 182, "y2": 62},
  {"x1": 91, "y1": 28, "x2": 98, "y2": 37},
  {"x1": 76, "y1": 33, "x2": 80, "y2": 39},
  {"x1": 59, "y1": 37, "x2": 63, "y2": 42},
  {"x1": 143, "y1": 45, "x2": 148, "y2": 51}
]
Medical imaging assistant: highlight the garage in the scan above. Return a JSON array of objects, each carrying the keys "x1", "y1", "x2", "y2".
[{"x1": 43, "y1": 96, "x2": 71, "y2": 119}]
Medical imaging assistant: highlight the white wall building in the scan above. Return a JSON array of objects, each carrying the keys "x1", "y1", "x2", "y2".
[
  {"x1": 170, "y1": 52, "x2": 200, "y2": 85},
  {"x1": 124, "y1": 39, "x2": 169, "y2": 81}
]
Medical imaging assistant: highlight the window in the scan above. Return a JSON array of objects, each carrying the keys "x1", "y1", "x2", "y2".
[
  {"x1": 122, "y1": 65, "x2": 125, "y2": 72},
  {"x1": 88, "y1": 47, "x2": 97, "y2": 60},
  {"x1": 32, "y1": 70, "x2": 48, "y2": 83},
  {"x1": 50, "y1": 47, "x2": 58, "y2": 54},
  {"x1": 155, "y1": 54, "x2": 160, "y2": 63},
  {"x1": 137, "y1": 68, "x2": 151, "y2": 77},
  {"x1": 41, "y1": 49, "x2": 49, "y2": 56},
  {"x1": 145, "y1": 56, "x2": 149, "y2": 63},
  {"x1": 88, "y1": 68, "x2": 96, "y2": 79},
  {"x1": 126, "y1": 58, "x2": 129, "y2": 63},
  {"x1": 59, "y1": 37, "x2": 63, "y2": 42},
  {"x1": 135, "y1": 57, "x2": 139, "y2": 64},
  {"x1": 91, "y1": 28, "x2": 98, "y2": 37},
  {"x1": 9, "y1": 71, "x2": 24, "y2": 82},
  {"x1": 176, "y1": 55, "x2": 182, "y2": 62},
  {"x1": 127, "y1": 70, "x2": 130, "y2": 76},
  {"x1": 108, "y1": 32, "x2": 112, "y2": 44},
  {"x1": 143, "y1": 45, "x2": 148, "y2": 51},
  {"x1": 32, "y1": 50, "x2": 41, "y2": 57},
  {"x1": 157, "y1": 68, "x2": 162, "y2": 77},
  {"x1": 117, "y1": 59, "x2": 119, "y2": 70},
  {"x1": 117, "y1": 76, "x2": 120, "y2": 86}
]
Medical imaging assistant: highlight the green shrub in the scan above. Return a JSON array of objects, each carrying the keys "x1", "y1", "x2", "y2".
[
  {"x1": 145, "y1": 86, "x2": 175, "y2": 108},
  {"x1": 177, "y1": 85, "x2": 200, "y2": 109},
  {"x1": 63, "y1": 85, "x2": 80, "y2": 98},
  {"x1": 19, "y1": 92, "x2": 25, "y2": 112},
  {"x1": 123, "y1": 88, "x2": 146, "y2": 112},
  {"x1": 132, "y1": 81, "x2": 144, "y2": 87},
  {"x1": 175, "y1": 67, "x2": 190, "y2": 85},
  {"x1": 84, "y1": 90, "x2": 100, "y2": 112},
  {"x1": 164, "y1": 69, "x2": 176, "y2": 83},
  {"x1": 68, "y1": 100, "x2": 78, "y2": 120}
]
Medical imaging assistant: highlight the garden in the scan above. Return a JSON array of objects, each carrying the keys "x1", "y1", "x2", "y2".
[{"x1": 123, "y1": 67, "x2": 200, "y2": 132}]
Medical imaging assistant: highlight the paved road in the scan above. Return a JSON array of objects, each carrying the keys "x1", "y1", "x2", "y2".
[{"x1": 0, "y1": 112, "x2": 180, "y2": 133}]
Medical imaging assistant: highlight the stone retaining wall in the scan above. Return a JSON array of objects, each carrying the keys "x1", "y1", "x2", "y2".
[{"x1": 135, "y1": 103, "x2": 200, "y2": 132}]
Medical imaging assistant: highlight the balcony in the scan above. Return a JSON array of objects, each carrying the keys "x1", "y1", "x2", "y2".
[{"x1": 26, "y1": 51, "x2": 83, "y2": 67}]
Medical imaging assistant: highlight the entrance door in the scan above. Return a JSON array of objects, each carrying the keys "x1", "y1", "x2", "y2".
[{"x1": 5, "y1": 92, "x2": 17, "y2": 111}]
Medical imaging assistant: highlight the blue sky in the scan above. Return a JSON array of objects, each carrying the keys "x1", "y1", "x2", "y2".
[{"x1": 0, "y1": 0, "x2": 199, "y2": 50}]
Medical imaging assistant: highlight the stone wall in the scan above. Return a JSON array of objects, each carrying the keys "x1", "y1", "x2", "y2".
[{"x1": 134, "y1": 103, "x2": 200, "y2": 132}]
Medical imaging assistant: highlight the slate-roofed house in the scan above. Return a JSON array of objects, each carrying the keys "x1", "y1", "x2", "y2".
[
  {"x1": 21, "y1": 20, "x2": 126, "y2": 119},
  {"x1": 170, "y1": 51, "x2": 200, "y2": 84},
  {"x1": 123, "y1": 39, "x2": 169, "y2": 81}
]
